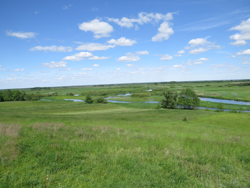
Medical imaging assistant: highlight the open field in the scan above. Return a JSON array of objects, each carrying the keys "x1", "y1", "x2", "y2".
[{"x1": 1, "y1": 80, "x2": 250, "y2": 187}]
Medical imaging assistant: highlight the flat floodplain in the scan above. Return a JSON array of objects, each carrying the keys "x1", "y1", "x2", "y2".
[{"x1": 0, "y1": 81, "x2": 250, "y2": 187}]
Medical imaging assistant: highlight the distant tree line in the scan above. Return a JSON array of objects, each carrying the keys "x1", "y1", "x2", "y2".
[{"x1": 0, "y1": 90, "x2": 42, "y2": 102}]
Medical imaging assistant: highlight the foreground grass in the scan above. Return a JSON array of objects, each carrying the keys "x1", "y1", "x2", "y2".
[{"x1": 0, "y1": 101, "x2": 250, "y2": 187}]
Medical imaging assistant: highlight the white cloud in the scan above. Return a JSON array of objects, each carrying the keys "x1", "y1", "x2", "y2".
[
  {"x1": 236, "y1": 49, "x2": 250, "y2": 56},
  {"x1": 62, "y1": 4, "x2": 72, "y2": 10},
  {"x1": 14, "y1": 68, "x2": 24, "y2": 71},
  {"x1": 175, "y1": 50, "x2": 185, "y2": 56},
  {"x1": 82, "y1": 68, "x2": 93, "y2": 71},
  {"x1": 79, "y1": 19, "x2": 114, "y2": 38},
  {"x1": 230, "y1": 40, "x2": 247, "y2": 46},
  {"x1": 108, "y1": 12, "x2": 174, "y2": 28},
  {"x1": 78, "y1": 72, "x2": 86, "y2": 75},
  {"x1": 42, "y1": 61, "x2": 67, "y2": 68},
  {"x1": 188, "y1": 38, "x2": 210, "y2": 47},
  {"x1": 173, "y1": 64, "x2": 185, "y2": 68},
  {"x1": 89, "y1": 56, "x2": 109, "y2": 60},
  {"x1": 177, "y1": 50, "x2": 185, "y2": 54},
  {"x1": 6, "y1": 31, "x2": 37, "y2": 39},
  {"x1": 93, "y1": 64, "x2": 99, "y2": 67},
  {"x1": 189, "y1": 47, "x2": 209, "y2": 54},
  {"x1": 0, "y1": 69, "x2": 6, "y2": 71},
  {"x1": 63, "y1": 52, "x2": 93, "y2": 61},
  {"x1": 152, "y1": 22, "x2": 174, "y2": 42},
  {"x1": 229, "y1": 18, "x2": 250, "y2": 46},
  {"x1": 30, "y1": 46, "x2": 73, "y2": 52},
  {"x1": 160, "y1": 54, "x2": 173, "y2": 60},
  {"x1": 136, "y1": 51, "x2": 149, "y2": 55},
  {"x1": 116, "y1": 68, "x2": 121, "y2": 70},
  {"x1": 107, "y1": 37, "x2": 137, "y2": 46},
  {"x1": 127, "y1": 64, "x2": 135, "y2": 67},
  {"x1": 242, "y1": 62, "x2": 250, "y2": 64},
  {"x1": 118, "y1": 53, "x2": 140, "y2": 62},
  {"x1": 75, "y1": 43, "x2": 115, "y2": 51},
  {"x1": 0, "y1": 65, "x2": 2, "y2": 67},
  {"x1": 186, "y1": 61, "x2": 203, "y2": 65}
]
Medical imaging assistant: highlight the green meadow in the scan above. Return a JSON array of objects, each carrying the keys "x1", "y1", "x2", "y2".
[{"x1": 1, "y1": 80, "x2": 250, "y2": 187}]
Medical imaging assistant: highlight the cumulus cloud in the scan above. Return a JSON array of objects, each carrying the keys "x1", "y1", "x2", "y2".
[
  {"x1": 186, "y1": 38, "x2": 221, "y2": 54},
  {"x1": 63, "y1": 52, "x2": 93, "y2": 61},
  {"x1": 175, "y1": 50, "x2": 185, "y2": 56},
  {"x1": 42, "y1": 61, "x2": 67, "y2": 68},
  {"x1": 116, "y1": 68, "x2": 121, "y2": 70},
  {"x1": 79, "y1": 19, "x2": 114, "y2": 38},
  {"x1": 89, "y1": 56, "x2": 109, "y2": 60},
  {"x1": 127, "y1": 64, "x2": 135, "y2": 67},
  {"x1": 107, "y1": 37, "x2": 137, "y2": 46},
  {"x1": 173, "y1": 64, "x2": 185, "y2": 68},
  {"x1": 108, "y1": 12, "x2": 174, "y2": 28},
  {"x1": 189, "y1": 47, "x2": 209, "y2": 54},
  {"x1": 230, "y1": 40, "x2": 247, "y2": 46},
  {"x1": 229, "y1": 18, "x2": 250, "y2": 46},
  {"x1": 236, "y1": 49, "x2": 250, "y2": 56},
  {"x1": 75, "y1": 43, "x2": 115, "y2": 51},
  {"x1": 0, "y1": 69, "x2": 6, "y2": 71},
  {"x1": 186, "y1": 58, "x2": 207, "y2": 65},
  {"x1": 30, "y1": 46, "x2": 73, "y2": 52},
  {"x1": 93, "y1": 64, "x2": 99, "y2": 67},
  {"x1": 188, "y1": 38, "x2": 210, "y2": 47},
  {"x1": 152, "y1": 22, "x2": 174, "y2": 42},
  {"x1": 160, "y1": 54, "x2": 173, "y2": 60},
  {"x1": 242, "y1": 62, "x2": 250, "y2": 64},
  {"x1": 136, "y1": 51, "x2": 149, "y2": 55},
  {"x1": 6, "y1": 31, "x2": 37, "y2": 39},
  {"x1": 118, "y1": 53, "x2": 140, "y2": 62},
  {"x1": 82, "y1": 68, "x2": 93, "y2": 70},
  {"x1": 14, "y1": 68, "x2": 24, "y2": 71}
]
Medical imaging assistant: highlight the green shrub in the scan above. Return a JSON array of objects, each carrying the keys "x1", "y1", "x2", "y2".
[
  {"x1": 96, "y1": 97, "x2": 107, "y2": 103},
  {"x1": 216, "y1": 103, "x2": 224, "y2": 112},
  {"x1": 85, "y1": 95, "x2": 93, "y2": 104},
  {"x1": 161, "y1": 90, "x2": 177, "y2": 109},
  {"x1": 178, "y1": 88, "x2": 200, "y2": 109}
]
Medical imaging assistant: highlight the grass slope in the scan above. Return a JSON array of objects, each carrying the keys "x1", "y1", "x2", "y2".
[{"x1": 0, "y1": 100, "x2": 250, "y2": 187}]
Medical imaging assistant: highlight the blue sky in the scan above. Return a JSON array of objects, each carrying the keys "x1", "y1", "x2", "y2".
[{"x1": 1, "y1": 0, "x2": 250, "y2": 89}]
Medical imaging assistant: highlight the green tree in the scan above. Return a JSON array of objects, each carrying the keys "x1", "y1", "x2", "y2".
[
  {"x1": 12, "y1": 90, "x2": 25, "y2": 101},
  {"x1": 0, "y1": 91, "x2": 4, "y2": 102},
  {"x1": 96, "y1": 97, "x2": 107, "y2": 103},
  {"x1": 178, "y1": 88, "x2": 200, "y2": 109},
  {"x1": 85, "y1": 95, "x2": 93, "y2": 104},
  {"x1": 3, "y1": 89, "x2": 13, "y2": 101},
  {"x1": 161, "y1": 90, "x2": 177, "y2": 109}
]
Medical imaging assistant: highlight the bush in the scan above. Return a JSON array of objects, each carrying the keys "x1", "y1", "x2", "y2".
[
  {"x1": 66, "y1": 92, "x2": 74, "y2": 96},
  {"x1": 161, "y1": 90, "x2": 177, "y2": 109},
  {"x1": 85, "y1": 95, "x2": 93, "y2": 104},
  {"x1": 96, "y1": 97, "x2": 107, "y2": 103},
  {"x1": 216, "y1": 103, "x2": 224, "y2": 112},
  {"x1": 178, "y1": 88, "x2": 200, "y2": 109}
]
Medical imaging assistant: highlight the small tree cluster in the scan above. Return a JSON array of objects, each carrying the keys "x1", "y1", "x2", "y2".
[
  {"x1": 96, "y1": 97, "x2": 107, "y2": 103},
  {"x1": 0, "y1": 89, "x2": 42, "y2": 102},
  {"x1": 85, "y1": 95, "x2": 93, "y2": 104},
  {"x1": 178, "y1": 88, "x2": 200, "y2": 109},
  {"x1": 161, "y1": 88, "x2": 200, "y2": 109},
  {"x1": 161, "y1": 90, "x2": 177, "y2": 109}
]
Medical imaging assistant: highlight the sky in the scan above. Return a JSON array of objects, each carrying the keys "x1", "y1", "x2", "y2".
[{"x1": 1, "y1": 0, "x2": 250, "y2": 89}]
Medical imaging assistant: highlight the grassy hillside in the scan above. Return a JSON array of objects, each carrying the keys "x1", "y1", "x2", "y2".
[{"x1": 0, "y1": 100, "x2": 250, "y2": 187}]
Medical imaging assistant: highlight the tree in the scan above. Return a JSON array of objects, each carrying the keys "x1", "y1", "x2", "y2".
[
  {"x1": 161, "y1": 90, "x2": 177, "y2": 109},
  {"x1": 3, "y1": 89, "x2": 13, "y2": 101},
  {"x1": 178, "y1": 88, "x2": 200, "y2": 109},
  {"x1": 85, "y1": 95, "x2": 93, "y2": 104},
  {"x1": 96, "y1": 97, "x2": 107, "y2": 103},
  {"x1": 0, "y1": 91, "x2": 4, "y2": 102}
]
